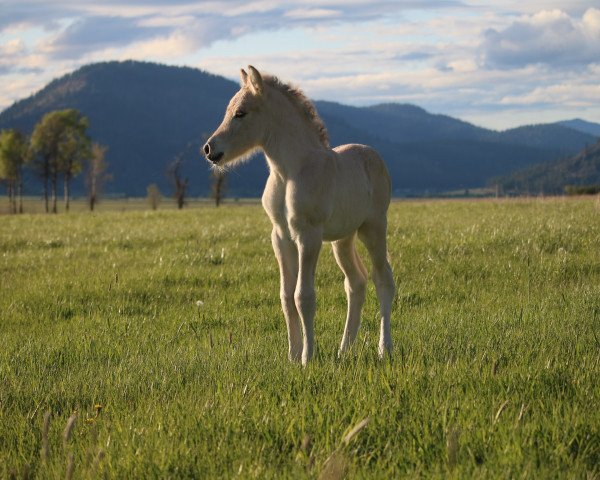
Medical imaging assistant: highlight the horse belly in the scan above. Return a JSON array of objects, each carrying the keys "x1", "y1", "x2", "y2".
[
  {"x1": 322, "y1": 154, "x2": 372, "y2": 241},
  {"x1": 323, "y1": 216, "x2": 365, "y2": 241}
]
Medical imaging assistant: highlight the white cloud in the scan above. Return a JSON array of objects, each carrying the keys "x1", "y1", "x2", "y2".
[
  {"x1": 284, "y1": 8, "x2": 341, "y2": 19},
  {"x1": 499, "y1": 82, "x2": 600, "y2": 107},
  {"x1": 1, "y1": 38, "x2": 25, "y2": 55},
  {"x1": 1, "y1": 1, "x2": 600, "y2": 129},
  {"x1": 137, "y1": 15, "x2": 196, "y2": 28},
  {"x1": 582, "y1": 8, "x2": 600, "y2": 36},
  {"x1": 91, "y1": 33, "x2": 194, "y2": 62},
  {"x1": 482, "y1": 8, "x2": 600, "y2": 68}
]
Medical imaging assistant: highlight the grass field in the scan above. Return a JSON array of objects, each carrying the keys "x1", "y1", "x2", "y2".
[{"x1": 1, "y1": 197, "x2": 599, "y2": 478}]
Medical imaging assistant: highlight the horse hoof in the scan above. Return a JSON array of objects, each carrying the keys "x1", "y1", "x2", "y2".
[{"x1": 378, "y1": 343, "x2": 393, "y2": 360}]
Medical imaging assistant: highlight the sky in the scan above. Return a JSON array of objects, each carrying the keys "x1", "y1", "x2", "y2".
[{"x1": 1, "y1": 1, "x2": 599, "y2": 130}]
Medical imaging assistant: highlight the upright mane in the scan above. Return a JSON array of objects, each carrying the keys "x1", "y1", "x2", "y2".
[{"x1": 263, "y1": 75, "x2": 330, "y2": 148}]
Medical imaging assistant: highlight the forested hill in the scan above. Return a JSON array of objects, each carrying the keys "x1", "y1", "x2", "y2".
[
  {"x1": 0, "y1": 61, "x2": 253, "y2": 197},
  {"x1": 497, "y1": 139, "x2": 600, "y2": 194},
  {"x1": 558, "y1": 119, "x2": 600, "y2": 137},
  {"x1": 316, "y1": 101, "x2": 596, "y2": 152},
  {"x1": 0, "y1": 60, "x2": 598, "y2": 197}
]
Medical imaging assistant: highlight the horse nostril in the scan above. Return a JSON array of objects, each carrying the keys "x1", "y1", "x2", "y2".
[{"x1": 203, "y1": 143, "x2": 210, "y2": 155}]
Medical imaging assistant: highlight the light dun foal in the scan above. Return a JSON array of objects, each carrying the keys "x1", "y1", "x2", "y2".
[{"x1": 204, "y1": 66, "x2": 395, "y2": 365}]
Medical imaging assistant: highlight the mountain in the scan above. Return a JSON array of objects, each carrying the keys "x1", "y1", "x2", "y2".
[
  {"x1": 496, "y1": 139, "x2": 600, "y2": 194},
  {"x1": 558, "y1": 119, "x2": 600, "y2": 137},
  {"x1": 0, "y1": 60, "x2": 597, "y2": 197},
  {"x1": 0, "y1": 61, "x2": 268, "y2": 197},
  {"x1": 316, "y1": 102, "x2": 597, "y2": 191},
  {"x1": 315, "y1": 101, "x2": 493, "y2": 143},
  {"x1": 499, "y1": 124, "x2": 598, "y2": 153}
]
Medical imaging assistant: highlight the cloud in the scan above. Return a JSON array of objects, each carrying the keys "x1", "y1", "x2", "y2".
[
  {"x1": 0, "y1": 38, "x2": 25, "y2": 56},
  {"x1": 284, "y1": 8, "x2": 341, "y2": 20},
  {"x1": 583, "y1": 8, "x2": 600, "y2": 35},
  {"x1": 395, "y1": 51, "x2": 435, "y2": 62},
  {"x1": 0, "y1": 0, "x2": 472, "y2": 68},
  {"x1": 195, "y1": 37, "x2": 600, "y2": 128},
  {"x1": 482, "y1": 8, "x2": 600, "y2": 68},
  {"x1": 40, "y1": 16, "x2": 172, "y2": 59},
  {"x1": 0, "y1": 38, "x2": 43, "y2": 75},
  {"x1": 499, "y1": 82, "x2": 600, "y2": 107},
  {"x1": 1, "y1": 1, "x2": 600, "y2": 129}
]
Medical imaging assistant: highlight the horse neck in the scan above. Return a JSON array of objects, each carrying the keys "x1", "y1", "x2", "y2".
[{"x1": 261, "y1": 94, "x2": 326, "y2": 179}]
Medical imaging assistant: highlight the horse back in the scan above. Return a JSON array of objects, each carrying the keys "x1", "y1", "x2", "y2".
[{"x1": 333, "y1": 144, "x2": 391, "y2": 209}]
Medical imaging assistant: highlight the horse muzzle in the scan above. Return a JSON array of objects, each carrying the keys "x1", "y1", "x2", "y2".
[{"x1": 203, "y1": 142, "x2": 224, "y2": 164}]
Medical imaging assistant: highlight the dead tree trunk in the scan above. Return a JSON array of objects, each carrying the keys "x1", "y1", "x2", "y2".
[
  {"x1": 64, "y1": 174, "x2": 71, "y2": 212},
  {"x1": 211, "y1": 170, "x2": 226, "y2": 207}
]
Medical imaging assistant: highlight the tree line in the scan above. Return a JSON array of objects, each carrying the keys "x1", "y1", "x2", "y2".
[
  {"x1": 0, "y1": 109, "x2": 109, "y2": 213},
  {"x1": 1, "y1": 108, "x2": 227, "y2": 213}
]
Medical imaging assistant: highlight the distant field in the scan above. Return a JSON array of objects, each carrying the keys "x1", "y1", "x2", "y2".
[
  {"x1": 0, "y1": 196, "x2": 260, "y2": 215},
  {"x1": 1, "y1": 198, "x2": 599, "y2": 478}
]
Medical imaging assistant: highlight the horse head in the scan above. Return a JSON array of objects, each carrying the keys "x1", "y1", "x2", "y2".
[{"x1": 203, "y1": 66, "x2": 266, "y2": 167}]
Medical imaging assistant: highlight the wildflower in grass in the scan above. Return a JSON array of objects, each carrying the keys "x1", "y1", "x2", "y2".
[
  {"x1": 196, "y1": 300, "x2": 205, "y2": 321},
  {"x1": 87, "y1": 404, "x2": 104, "y2": 423}
]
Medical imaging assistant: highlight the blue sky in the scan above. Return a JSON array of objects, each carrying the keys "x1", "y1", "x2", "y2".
[{"x1": 1, "y1": 0, "x2": 599, "y2": 130}]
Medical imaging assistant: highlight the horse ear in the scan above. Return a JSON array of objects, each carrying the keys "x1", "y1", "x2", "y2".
[
  {"x1": 247, "y1": 65, "x2": 263, "y2": 95},
  {"x1": 240, "y1": 68, "x2": 248, "y2": 87}
]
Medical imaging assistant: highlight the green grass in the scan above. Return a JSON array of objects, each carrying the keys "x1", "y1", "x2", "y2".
[{"x1": 1, "y1": 198, "x2": 599, "y2": 478}]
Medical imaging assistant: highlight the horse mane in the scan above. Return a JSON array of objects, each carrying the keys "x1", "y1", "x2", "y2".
[{"x1": 263, "y1": 75, "x2": 330, "y2": 148}]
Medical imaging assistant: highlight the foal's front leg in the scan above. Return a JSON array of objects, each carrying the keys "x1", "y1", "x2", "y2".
[
  {"x1": 271, "y1": 228, "x2": 303, "y2": 361},
  {"x1": 293, "y1": 227, "x2": 323, "y2": 365}
]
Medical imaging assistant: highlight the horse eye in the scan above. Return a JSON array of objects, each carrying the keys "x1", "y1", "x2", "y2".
[{"x1": 234, "y1": 110, "x2": 247, "y2": 119}]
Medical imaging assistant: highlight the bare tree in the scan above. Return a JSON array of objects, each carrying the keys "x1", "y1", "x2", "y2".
[
  {"x1": 86, "y1": 143, "x2": 111, "y2": 211},
  {"x1": 147, "y1": 183, "x2": 161, "y2": 210},
  {"x1": 167, "y1": 157, "x2": 188, "y2": 210},
  {"x1": 210, "y1": 169, "x2": 227, "y2": 207}
]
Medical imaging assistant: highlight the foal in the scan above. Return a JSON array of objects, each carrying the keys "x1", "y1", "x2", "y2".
[{"x1": 204, "y1": 66, "x2": 395, "y2": 365}]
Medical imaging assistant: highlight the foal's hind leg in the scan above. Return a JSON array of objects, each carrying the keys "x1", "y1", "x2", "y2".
[
  {"x1": 332, "y1": 234, "x2": 367, "y2": 354},
  {"x1": 359, "y1": 219, "x2": 396, "y2": 358},
  {"x1": 271, "y1": 228, "x2": 303, "y2": 361}
]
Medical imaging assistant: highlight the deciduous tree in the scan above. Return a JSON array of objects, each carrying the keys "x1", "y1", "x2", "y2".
[
  {"x1": 60, "y1": 113, "x2": 91, "y2": 212},
  {"x1": 31, "y1": 109, "x2": 91, "y2": 213},
  {"x1": 0, "y1": 129, "x2": 29, "y2": 214}
]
